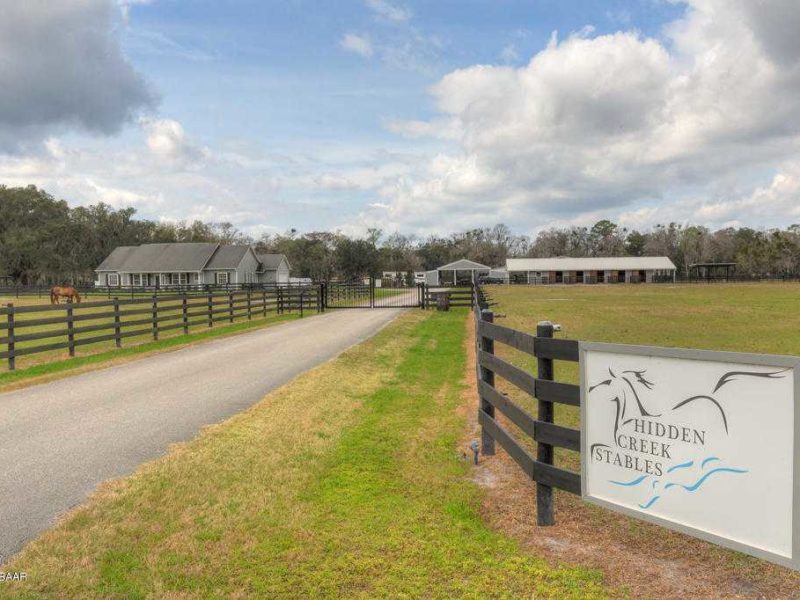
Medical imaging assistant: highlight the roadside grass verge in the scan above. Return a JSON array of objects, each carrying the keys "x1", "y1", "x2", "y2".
[
  {"x1": 0, "y1": 313, "x2": 298, "y2": 392},
  {"x1": 2, "y1": 310, "x2": 607, "y2": 599},
  {"x1": 474, "y1": 283, "x2": 800, "y2": 596}
]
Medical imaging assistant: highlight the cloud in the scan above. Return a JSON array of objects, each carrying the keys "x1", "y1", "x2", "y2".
[
  {"x1": 140, "y1": 118, "x2": 208, "y2": 163},
  {"x1": 340, "y1": 33, "x2": 374, "y2": 59},
  {"x1": 0, "y1": 0, "x2": 156, "y2": 151},
  {"x1": 362, "y1": 0, "x2": 800, "y2": 234},
  {"x1": 365, "y1": 0, "x2": 412, "y2": 23}
]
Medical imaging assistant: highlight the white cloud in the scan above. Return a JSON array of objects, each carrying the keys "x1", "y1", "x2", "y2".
[
  {"x1": 140, "y1": 118, "x2": 208, "y2": 163},
  {"x1": 340, "y1": 33, "x2": 374, "y2": 59},
  {"x1": 362, "y1": 0, "x2": 800, "y2": 234},
  {"x1": 0, "y1": 0, "x2": 155, "y2": 151},
  {"x1": 365, "y1": 0, "x2": 412, "y2": 23}
]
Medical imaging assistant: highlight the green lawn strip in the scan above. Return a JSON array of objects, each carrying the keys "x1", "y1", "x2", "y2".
[
  {"x1": 0, "y1": 313, "x2": 298, "y2": 390},
  {"x1": 2, "y1": 310, "x2": 608, "y2": 599},
  {"x1": 265, "y1": 311, "x2": 606, "y2": 599}
]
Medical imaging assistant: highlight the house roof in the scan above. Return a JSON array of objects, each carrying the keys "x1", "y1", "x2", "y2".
[
  {"x1": 256, "y1": 253, "x2": 288, "y2": 271},
  {"x1": 437, "y1": 259, "x2": 492, "y2": 271},
  {"x1": 205, "y1": 245, "x2": 251, "y2": 269},
  {"x1": 96, "y1": 243, "x2": 220, "y2": 272},
  {"x1": 96, "y1": 243, "x2": 291, "y2": 273},
  {"x1": 506, "y1": 256, "x2": 677, "y2": 272}
]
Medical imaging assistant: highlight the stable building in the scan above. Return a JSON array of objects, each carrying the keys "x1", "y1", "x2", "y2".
[
  {"x1": 505, "y1": 256, "x2": 676, "y2": 284},
  {"x1": 418, "y1": 259, "x2": 493, "y2": 287}
]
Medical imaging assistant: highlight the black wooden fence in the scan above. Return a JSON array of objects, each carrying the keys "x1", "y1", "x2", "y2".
[
  {"x1": 1, "y1": 286, "x2": 322, "y2": 371},
  {"x1": 473, "y1": 282, "x2": 581, "y2": 525}
]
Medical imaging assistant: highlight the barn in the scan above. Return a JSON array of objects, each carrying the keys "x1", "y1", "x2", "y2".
[{"x1": 505, "y1": 256, "x2": 676, "y2": 284}]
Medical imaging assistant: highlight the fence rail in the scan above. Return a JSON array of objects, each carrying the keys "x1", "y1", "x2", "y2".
[
  {"x1": 473, "y1": 281, "x2": 581, "y2": 524},
  {"x1": 1, "y1": 286, "x2": 322, "y2": 371}
]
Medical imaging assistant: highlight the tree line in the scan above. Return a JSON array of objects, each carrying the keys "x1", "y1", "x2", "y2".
[{"x1": 2, "y1": 185, "x2": 799, "y2": 284}]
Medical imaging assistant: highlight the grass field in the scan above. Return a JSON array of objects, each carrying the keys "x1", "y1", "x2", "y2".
[{"x1": 0, "y1": 310, "x2": 607, "y2": 599}]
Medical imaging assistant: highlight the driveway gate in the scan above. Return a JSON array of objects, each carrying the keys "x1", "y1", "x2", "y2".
[{"x1": 322, "y1": 278, "x2": 425, "y2": 309}]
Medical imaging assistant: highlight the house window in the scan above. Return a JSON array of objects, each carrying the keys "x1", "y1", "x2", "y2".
[
  {"x1": 172, "y1": 273, "x2": 188, "y2": 285},
  {"x1": 130, "y1": 273, "x2": 144, "y2": 286},
  {"x1": 108, "y1": 273, "x2": 120, "y2": 286},
  {"x1": 216, "y1": 272, "x2": 229, "y2": 285}
]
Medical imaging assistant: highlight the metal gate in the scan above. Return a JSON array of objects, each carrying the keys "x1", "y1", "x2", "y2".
[{"x1": 322, "y1": 278, "x2": 425, "y2": 309}]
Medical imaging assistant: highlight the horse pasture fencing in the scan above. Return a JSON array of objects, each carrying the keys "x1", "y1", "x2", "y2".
[
  {"x1": 471, "y1": 281, "x2": 800, "y2": 570},
  {"x1": 1, "y1": 286, "x2": 322, "y2": 371},
  {"x1": 472, "y1": 283, "x2": 580, "y2": 525}
]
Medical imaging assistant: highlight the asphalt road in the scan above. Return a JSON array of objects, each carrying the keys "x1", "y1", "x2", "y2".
[{"x1": 0, "y1": 309, "x2": 402, "y2": 562}]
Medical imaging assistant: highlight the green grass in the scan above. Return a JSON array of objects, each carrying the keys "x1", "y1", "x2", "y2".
[
  {"x1": 484, "y1": 282, "x2": 800, "y2": 469},
  {"x1": 2, "y1": 310, "x2": 608, "y2": 599},
  {"x1": 0, "y1": 313, "x2": 298, "y2": 390},
  {"x1": 486, "y1": 282, "x2": 800, "y2": 434}
]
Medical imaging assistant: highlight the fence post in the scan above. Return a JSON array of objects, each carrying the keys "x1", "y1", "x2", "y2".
[
  {"x1": 207, "y1": 291, "x2": 213, "y2": 327},
  {"x1": 278, "y1": 287, "x2": 283, "y2": 315},
  {"x1": 246, "y1": 290, "x2": 252, "y2": 320},
  {"x1": 113, "y1": 297, "x2": 122, "y2": 348},
  {"x1": 152, "y1": 295, "x2": 159, "y2": 341},
  {"x1": 182, "y1": 293, "x2": 189, "y2": 335},
  {"x1": 299, "y1": 290, "x2": 305, "y2": 318},
  {"x1": 228, "y1": 291, "x2": 234, "y2": 323},
  {"x1": 262, "y1": 289, "x2": 267, "y2": 318},
  {"x1": 66, "y1": 302, "x2": 75, "y2": 357},
  {"x1": 6, "y1": 303, "x2": 15, "y2": 371},
  {"x1": 479, "y1": 309, "x2": 496, "y2": 455},
  {"x1": 536, "y1": 320, "x2": 555, "y2": 526}
]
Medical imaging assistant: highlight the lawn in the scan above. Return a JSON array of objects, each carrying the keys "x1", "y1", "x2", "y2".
[{"x1": 1, "y1": 310, "x2": 607, "y2": 599}]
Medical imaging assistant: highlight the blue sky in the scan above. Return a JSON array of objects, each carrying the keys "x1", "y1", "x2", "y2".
[{"x1": 2, "y1": 1, "x2": 799, "y2": 237}]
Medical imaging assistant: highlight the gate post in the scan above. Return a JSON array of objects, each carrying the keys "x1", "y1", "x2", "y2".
[
  {"x1": 536, "y1": 320, "x2": 555, "y2": 526},
  {"x1": 479, "y1": 309, "x2": 496, "y2": 455},
  {"x1": 7, "y1": 303, "x2": 15, "y2": 371}
]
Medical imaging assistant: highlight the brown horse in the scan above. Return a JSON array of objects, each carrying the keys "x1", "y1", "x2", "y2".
[{"x1": 50, "y1": 286, "x2": 81, "y2": 304}]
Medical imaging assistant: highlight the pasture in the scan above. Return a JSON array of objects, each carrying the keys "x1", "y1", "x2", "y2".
[{"x1": 4, "y1": 283, "x2": 800, "y2": 598}]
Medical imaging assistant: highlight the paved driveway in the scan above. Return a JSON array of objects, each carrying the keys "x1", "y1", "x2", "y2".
[{"x1": 0, "y1": 309, "x2": 402, "y2": 562}]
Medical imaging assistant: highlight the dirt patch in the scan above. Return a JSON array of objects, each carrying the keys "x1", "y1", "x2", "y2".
[{"x1": 460, "y1": 311, "x2": 800, "y2": 599}]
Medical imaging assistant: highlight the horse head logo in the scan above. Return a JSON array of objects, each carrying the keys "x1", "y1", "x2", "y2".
[{"x1": 589, "y1": 368, "x2": 660, "y2": 446}]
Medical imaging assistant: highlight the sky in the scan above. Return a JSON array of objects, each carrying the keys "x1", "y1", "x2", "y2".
[{"x1": 1, "y1": 0, "x2": 799, "y2": 238}]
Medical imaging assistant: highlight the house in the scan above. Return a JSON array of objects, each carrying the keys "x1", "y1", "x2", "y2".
[
  {"x1": 95, "y1": 243, "x2": 291, "y2": 287},
  {"x1": 505, "y1": 256, "x2": 676, "y2": 284}
]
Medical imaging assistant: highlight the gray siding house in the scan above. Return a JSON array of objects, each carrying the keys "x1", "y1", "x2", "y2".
[{"x1": 95, "y1": 243, "x2": 291, "y2": 287}]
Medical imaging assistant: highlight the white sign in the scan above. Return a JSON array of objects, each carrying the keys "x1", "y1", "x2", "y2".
[{"x1": 580, "y1": 342, "x2": 800, "y2": 570}]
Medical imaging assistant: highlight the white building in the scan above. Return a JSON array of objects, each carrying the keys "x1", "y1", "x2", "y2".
[{"x1": 505, "y1": 256, "x2": 676, "y2": 284}]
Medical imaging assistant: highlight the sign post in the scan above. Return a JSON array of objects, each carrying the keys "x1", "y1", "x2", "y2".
[{"x1": 580, "y1": 342, "x2": 800, "y2": 570}]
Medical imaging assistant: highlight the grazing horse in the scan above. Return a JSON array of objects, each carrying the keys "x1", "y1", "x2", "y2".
[{"x1": 50, "y1": 286, "x2": 81, "y2": 304}]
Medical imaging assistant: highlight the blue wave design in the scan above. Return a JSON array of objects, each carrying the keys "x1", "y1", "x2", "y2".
[
  {"x1": 664, "y1": 467, "x2": 747, "y2": 492},
  {"x1": 639, "y1": 496, "x2": 660, "y2": 509},
  {"x1": 701, "y1": 456, "x2": 719, "y2": 469},
  {"x1": 666, "y1": 460, "x2": 694, "y2": 473},
  {"x1": 609, "y1": 474, "x2": 648, "y2": 487}
]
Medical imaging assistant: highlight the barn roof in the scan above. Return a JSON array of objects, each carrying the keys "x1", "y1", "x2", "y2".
[
  {"x1": 437, "y1": 259, "x2": 492, "y2": 271},
  {"x1": 506, "y1": 256, "x2": 677, "y2": 272}
]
